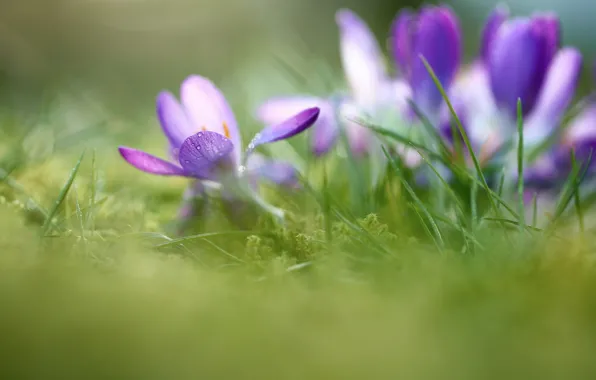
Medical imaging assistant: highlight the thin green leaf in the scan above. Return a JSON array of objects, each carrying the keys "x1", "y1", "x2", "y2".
[
  {"x1": 154, "y1": 231, "x2": 261, "y2": 249},
  {"x1": 551, "y1": 148, "x2": 593, "y2": 225},
  {"x1": 42, "y1": 151, "x2": 85, "y2": 236},
  {"x1": 383, "y1": 146, "x2": 445, "y2": 251},
  {"x1": 362, "y1": 122, "x2": 449, "y2": 164},
  {"x1": 419, "y1": 56, "x2": 504, "y2": 225},
  {"x1": 531, "y1": 193, "x2": 538, "y2": 228},
  {"x1": 517, "y1": 98, "x2": 525, "y2": 232},
  {"x1": 571, "y1": 149, "x2": 585, "y2": 232}
]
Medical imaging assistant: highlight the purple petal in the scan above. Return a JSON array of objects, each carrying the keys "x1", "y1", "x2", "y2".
[
  {"x1": 480, "y1": 5, "x2": 509, "y2": 62},
  {"x1": 256, "y1": 96, "x2": 322, "y2": 126},
  {"x1": 336, "y1": 9, "x2": 388, "y2": 108},
  {"x1": 246, "y1": 153, "x2": 300, "y2": 188},
  {"x1": 524, "y1": 48, "x2": 583, "y2": 146},
  {"x1": 339, "y1": 101, "x2": 373, "y2": 157},
  {"x1": 311, "y1": 101, "x2": 340, "y2": 156},
  {"x1": 177, "y1": 131, "x2": 235, "y2": 179},
  {"x1": 256, "y1": 97, "x2": 338, "y2": 156},
  {"x1": 156, "y1": 91, "x2": 194, "y2": 149},
  {"x1": 248, "y1": 107, "x2": 320, "y2": 151},
  {"x1": 410, "y1": 6, "x2": 462, "y2": 117},
  {"x1": 488, "y1": 19, "x2": 547, "y2": 118},
  {"x1": 551, "y1": 102, "x2": 596, "y2": 174},
  {"x1": 523, "y1": 154, "x2": 560, "y2": 189},
  {"x1": 532, "y1": 13, "x2": 560, "y2": 64},
  {"x1": 180, "y1": 75, "x2": 242, "y2": 164},
  {"x1": 564, "y1": 102, "x2": 596, "y2": 148},
  {"x1": 118, "y1": 147, "x2": 188, "y2": 176},
  {"x1": 390, "y1": 9, "x2": 416, "y2": 78}
]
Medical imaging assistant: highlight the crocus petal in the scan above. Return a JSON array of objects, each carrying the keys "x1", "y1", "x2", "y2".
[
  {"x1": 546, "y1": 103, "x2": 596, "y2": 176},
  {"x1": 339, "y1": 101, "x2": 373, "y2": 157},
  {"x1": 246, "y1": 153, "x2": 300, "y2": 188},
  {"x1": 480, "y1": 4, "x2": 509, "y2": 63},
  {"x1": 118, "y1": 147, "x2": 188, "y2": 177},
  {"x1": 489, "y1": 19, "x2": 548, "y2": 118},
  {"x1": 524, "y1": 48, "x2": 583, "y2": 146},
  {"x1": 178, "y1": 131, "x2": 235, "y2": 179},
  {"x1": 180, "y1": 75, "x2": 242, "y2": 164},
  {"x1": 256, "y1": 97, "x2": 338, "y2": 156},
  {"x1": 336, "y1": 9, "x2": 388, "y2": 108},
  {"x1": 256, "y1": 96, "x2": 322, "y2": 126},
  {"x1": 156, "y1": 91, "x2": 194, "y2": 149},
  {"x1": 410, "y1": 6, "x2": 462, "y2": 118},
  {"x1": 390, "y1": 10, "x2": 416, "y2": 78},
  {"x1": 312, "y1": 100, "x2": 340, "y2": 156},
  {"x1": 557, "y1": 102, "x2": 596, "y2": 172},
  {"x1": 248, "y1": 107, "x2": 320, "y2": 152},
  {"x1": 523, "y1": 154, "x2": 560, "y2": 189},
  {"x1": 532, "y1": 13, "x2": 560, "y2": 64}
]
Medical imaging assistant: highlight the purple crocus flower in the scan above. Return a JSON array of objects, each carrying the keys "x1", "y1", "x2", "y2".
[
  {"x1": 446, "y1": 6, "x2": 582, "y2": 169},
  {"x1": 390, "y1": 5, "x2": 462, "y2": 122},
  {"x1": 257, "y1": 9, "x2": 404, "y2": 158},
  {"x1": 119, "y1": 75, "x2": 320, "y2": 220}
]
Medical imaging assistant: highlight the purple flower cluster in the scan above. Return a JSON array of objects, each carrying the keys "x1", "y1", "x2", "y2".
[{"x1": 119, "y1": 3, "x2": 596, "y2": 225}]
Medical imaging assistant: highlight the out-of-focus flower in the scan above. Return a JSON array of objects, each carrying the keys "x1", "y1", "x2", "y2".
[
  {"x1": 390, "y1": 5, "x2": 462, "y2": 122},
  {"x1": 448, "y1": 5, "x2": 582, "y2": 168},
  {"x1": 119, "y1": 75, "x2": 320, "y2": 221},
  {"x1": 257, "y1": 9, "x2": 402, "y2": 158}
]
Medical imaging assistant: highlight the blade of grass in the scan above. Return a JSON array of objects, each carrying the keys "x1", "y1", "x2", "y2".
[
  {"x1": 362, "y1": 122, "x2": 450, "y2": 164},
  {"x1": 408, "y1": 203, "x2": 439, "y2": 250},
  {"x1": 154, "y1": 231, "x2": 262, "y2": 249},
  {"x1": 531, "y1": 192, "x2": 538, "y2": 228},
  {"x1": 42, "y1": 151, "x2": 85, "y2": 236},
  {"x1": 571, "y1": 150, "x2": 585, "y2": 232},
  {"x1": 383, "y1": 146, "x2": 445, "y2": 251},
  {"x1": 407, "y1": 99, "x2": 453, "y2": 159},
  {"x1": 483, "y1": 217, "x2": 542, "y2": 232},
  {"x1": 419, "y1": 56, "x2": 505, "y2": 227},
  {"x1": 322, "y1": 163, "x2": 333, "y2": 244},
  {"x1": 202, "y1": 238, "x2": 246, "y2": 264},
  {"x1": 0, "y1": 167, "x2": 49, "y2": 221},
  {"x1": 471, "y1": 179, "x2": 478, "y2": 228},
  {"x1": 551, "y1": 148, "x2": 593, "y2": 225},
  {"x1": 86, "y1": 149, "x2": 97, "y2": 230},
  {"x1": 335, "y1": 101, "x2": 368, "y2": 214},
  {"x1": 410, "y1": 145, "x2": 466, "y2": 220},
  {"x1": 516, "y1": 99, "x2": 525, "y2": 233}
]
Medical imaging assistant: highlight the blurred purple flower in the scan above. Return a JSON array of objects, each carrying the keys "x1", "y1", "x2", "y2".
[
  {"x1": 446, "y1": 5, "x2": 582, "y2": 170},
  {"x1": 119, "y1": 75, "x2": 319, "y2": 222},
  {"x1": 257, "y1": 9, "x2": 405, "y2": 158},
  {"x1": 390, "y1": 5, "x2": 462, "y2": 121}
]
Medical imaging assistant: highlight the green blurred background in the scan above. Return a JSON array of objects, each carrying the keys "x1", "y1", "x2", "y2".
[{"x1": 0, "y1": 0, "x2": 594, "y2": 119}]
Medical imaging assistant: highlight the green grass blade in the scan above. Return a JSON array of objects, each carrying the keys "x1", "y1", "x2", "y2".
[
  {"x1": 551, "y1": 148, "x2": 593, "y2": 225},
  {"x1": 516, "y1": 99, "x2": 525, "y2": 232},
  {"x1": 362, "y1": 123, "x2": 449, "y2": 165},
  {"x1": 407, "y1": 99, "x2": 453, "y2": 158},
  {"x1": 483, "y1": 217, "x2": 542, "y2": 232},
  {"x1": 383, "y1": 147, "x2": 445, "y2": 251},
  {"x1": 471, "y1": 179, "x2": 478, "y2": 228},
  {"x1": 571, "y1": 150, "x2": 585, "y2": 232},
  {"x1": 154, "y1": 231, "x2": 261, "y2": 249},
  {"x1": 419, "y1": 56, "x2": 504, "y2": 224},
  {"x1": 410, "y1": 145, "x2": 465, "y2": 216},
  {"x1": 531, "y1": 193, "x2": 538, "y2": 228},
  {"x1": 42, "y1": 151, "x2": 85, "y2": 236}
]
